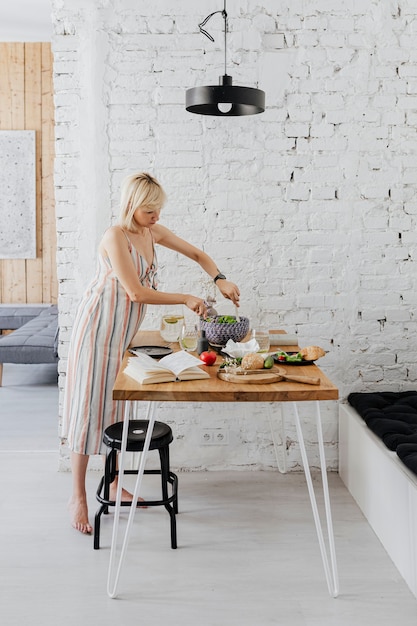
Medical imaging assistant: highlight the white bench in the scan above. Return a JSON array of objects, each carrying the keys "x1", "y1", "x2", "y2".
[{"x1": 339, "y1": 403, "x2": 417, "y2": 598}]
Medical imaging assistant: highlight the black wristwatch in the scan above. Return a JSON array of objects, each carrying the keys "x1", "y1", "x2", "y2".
[{"x1": 213, "y1": 273, "x2": 226, "y2": 283}]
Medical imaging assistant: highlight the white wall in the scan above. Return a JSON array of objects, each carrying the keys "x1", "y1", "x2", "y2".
[
  {"x1": 52, "y1": 0, "x2": 417, "y2": 471},
  {"x1": 0, "y1": 1, "x2": 52, "y2": 41}
]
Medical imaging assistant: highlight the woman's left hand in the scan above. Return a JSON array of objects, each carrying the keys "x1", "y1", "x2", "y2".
[{"x1": 216, "y1": 280, "x2": 240, "y2": 306}]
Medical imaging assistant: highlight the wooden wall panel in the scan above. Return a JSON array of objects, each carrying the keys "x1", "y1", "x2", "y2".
[
  {"x1": 25, "y1": 43, "x2": 43, "y2": 302},
  {"x1": 41, "y1": 43, "x2": 57, "y2": 304},
  {"x1": 0, "y1": 44, "x2": 26, "y2": 302},
  {"x1": 0, "y1": 42, "x2": 57, "y2": 305}
]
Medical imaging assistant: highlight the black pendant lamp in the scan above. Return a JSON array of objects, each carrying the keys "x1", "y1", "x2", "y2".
[{"x1": 186, "y1": 1, "x2": 265, "y2": 116}]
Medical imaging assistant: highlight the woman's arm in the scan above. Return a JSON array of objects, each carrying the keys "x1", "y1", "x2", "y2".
[
  {"x1": 153, "y1": 224, "x2": 240, "y2": 305},
  {"x1": 100, "y1": 227, "x2": 206, "y2": 315}
]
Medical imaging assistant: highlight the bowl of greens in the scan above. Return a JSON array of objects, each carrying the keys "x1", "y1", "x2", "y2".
[{"x1": 200, "y1": 315, "x2": 250, "y2": 347}]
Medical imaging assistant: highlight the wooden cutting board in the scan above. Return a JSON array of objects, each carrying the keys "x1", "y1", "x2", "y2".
[{"x1": 217, "y1": 367, "x2": 320, "y2": 385}]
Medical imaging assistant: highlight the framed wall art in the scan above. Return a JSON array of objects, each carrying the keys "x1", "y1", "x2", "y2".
[{"x1": 0, "y1": 130, "x2": 36, "y2": 259}]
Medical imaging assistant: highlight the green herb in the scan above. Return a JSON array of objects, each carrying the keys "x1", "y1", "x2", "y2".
[
  {"x1": 219, "y1": 357, "x2": 242, "y2": 369},
  {"x1": 215, "y1": 315, "x2": 237, "y2": 324},
  {"x1": 203, "y1": 315, "x2": 237, "y2": 324}
]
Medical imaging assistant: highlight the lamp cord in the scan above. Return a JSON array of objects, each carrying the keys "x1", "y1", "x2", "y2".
[{"x1": 198, "y1": 0, "x2": 228, "y2": 76}]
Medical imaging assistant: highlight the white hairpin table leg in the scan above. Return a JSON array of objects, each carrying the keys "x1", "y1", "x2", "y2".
[
  {"x1": 267, "y1": 403, "x2": 287, "y2": 474},
  {"x1": 292, "y1": 401, "x2": 339, "y2": 598},
  {"x1": 107, "y1": 400, "x2": 157, "y2": 598}
]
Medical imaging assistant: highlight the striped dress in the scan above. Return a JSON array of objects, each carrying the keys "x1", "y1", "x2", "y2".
[{"x1": 63, "y1": 230, "x2": 158, "y2": 455}]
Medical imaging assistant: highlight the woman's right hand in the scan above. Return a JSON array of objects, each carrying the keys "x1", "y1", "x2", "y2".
[{"x1": 184, "y1": 296, "x2": 207, "y2": 318}]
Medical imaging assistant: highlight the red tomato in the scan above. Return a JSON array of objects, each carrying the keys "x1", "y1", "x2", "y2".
[{"x1": 199, "y1": 351, "x2": 217, "y2": 366}]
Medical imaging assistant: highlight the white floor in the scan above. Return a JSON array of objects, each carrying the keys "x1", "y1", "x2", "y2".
[{"x1": 1, "y1": 363, "x2": 417, "y2": 626}]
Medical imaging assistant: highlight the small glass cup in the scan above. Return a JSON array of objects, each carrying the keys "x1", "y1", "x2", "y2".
[
  {"x1": 179, "y1": 322, "x2": 199, "y2": 352},
  {"x1": 160, "y1": 314, "x2": 185, "y2": 343},
  {"x1": 252, "y1": 328, "x2": 270, "y2": 353}
]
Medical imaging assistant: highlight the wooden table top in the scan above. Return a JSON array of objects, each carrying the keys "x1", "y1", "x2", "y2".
[{"x1": 113, "y1": 330, "x2": 338, "y2": 403}]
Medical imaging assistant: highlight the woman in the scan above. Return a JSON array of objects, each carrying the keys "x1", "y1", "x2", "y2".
[{"x1": 63, "y1": 172, "x2": 240, "y2": 534}]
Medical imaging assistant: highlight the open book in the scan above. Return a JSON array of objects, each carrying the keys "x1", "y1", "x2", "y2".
[{"x1": 124, "y1": 349, "x2": 210, "y2": 385}]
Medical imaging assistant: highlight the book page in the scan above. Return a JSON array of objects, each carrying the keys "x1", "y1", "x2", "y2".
[
  {"x1": 157, "y1": 350, "x2": 203, "y2": 376},
  {"x1": 128, "y1": 351, "x2": 171, "y2": 373},
  {"x1": 128, "y1": 349, "x2": 203, "y2": 376},
  {"x1": 124, "y1": 362, "x2": 175, "y2": 384}
]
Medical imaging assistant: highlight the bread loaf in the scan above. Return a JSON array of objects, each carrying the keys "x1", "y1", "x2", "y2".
[
  {"x1": 300, "y1": 346, "x2": 326, "y2": 361},
  {"x1": 241, "y1": 353, "x2": 265, "y2": 370}
]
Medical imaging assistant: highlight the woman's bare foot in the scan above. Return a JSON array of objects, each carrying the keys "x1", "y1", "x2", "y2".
[
  {"x1": 109, "y1": 482, "x2": 147, "y2": 507},
  {"x1": 68, "y1": 496, "x2": 93, "y2": 534}
]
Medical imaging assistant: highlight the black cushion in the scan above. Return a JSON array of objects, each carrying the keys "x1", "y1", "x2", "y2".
[
  {"x1": 397, "y1": 443, "x2": 417, "y2": 475},
  {"x1": 348, "y1": 391, "x2": 417, "y2": 477}
]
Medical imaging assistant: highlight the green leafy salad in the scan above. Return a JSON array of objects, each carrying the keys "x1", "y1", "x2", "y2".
[
  {"x1": 275, "y1": 350, "x2": 303, "y2": 363},
  {"x1": 204, "y1": 315, "x2": 238, "y2": 324}
]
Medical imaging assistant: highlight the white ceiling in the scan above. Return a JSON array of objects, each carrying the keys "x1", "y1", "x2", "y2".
[{"x1": 0, "y1": 0, "x2": 52, "y2": 41}]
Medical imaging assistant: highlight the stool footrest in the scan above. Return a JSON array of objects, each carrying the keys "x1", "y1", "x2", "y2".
[{"x1": 95, "y1": 469, "x2": 178, "y2": 509}]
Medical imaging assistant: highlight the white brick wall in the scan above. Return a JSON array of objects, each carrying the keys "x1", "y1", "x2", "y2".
[{"x1": 52, "y1": 0, "x2": 417, "y2": 471}]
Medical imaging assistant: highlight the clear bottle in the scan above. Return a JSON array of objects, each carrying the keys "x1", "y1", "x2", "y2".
[{"x1": 204, "y1": 297, "x2": 217, "y2": 318}]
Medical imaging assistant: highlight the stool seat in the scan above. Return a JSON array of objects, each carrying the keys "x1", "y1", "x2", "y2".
[
  {"x1": 103, "y1": 420, "x2": 173, "y2": 451},
  {"x1": 94, "y1": 419, "x2": 178, "y2": 550}
]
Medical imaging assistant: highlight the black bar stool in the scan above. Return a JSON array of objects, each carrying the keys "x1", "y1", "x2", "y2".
[{"x1": 94, "y1": 419, "x2": 178, "y2": 550}]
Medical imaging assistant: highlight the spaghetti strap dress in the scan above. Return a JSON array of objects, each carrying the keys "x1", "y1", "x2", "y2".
[{"x1": 62, "y1": 229, "x2": 158, "y2": 455}]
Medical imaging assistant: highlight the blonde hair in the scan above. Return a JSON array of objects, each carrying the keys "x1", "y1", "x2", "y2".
[{"x1": 118, "y1": 172, "x2": 166, "y2": 232}]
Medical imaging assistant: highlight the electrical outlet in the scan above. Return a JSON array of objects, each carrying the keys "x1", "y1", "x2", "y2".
[{"x1": 199, "y1": 427, "x2": 229, "y2": 445}]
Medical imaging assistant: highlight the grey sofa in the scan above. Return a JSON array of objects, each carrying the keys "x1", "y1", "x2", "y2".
[{"x1": 0, "y1": 305, "x2": 59, "y2": 385}]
